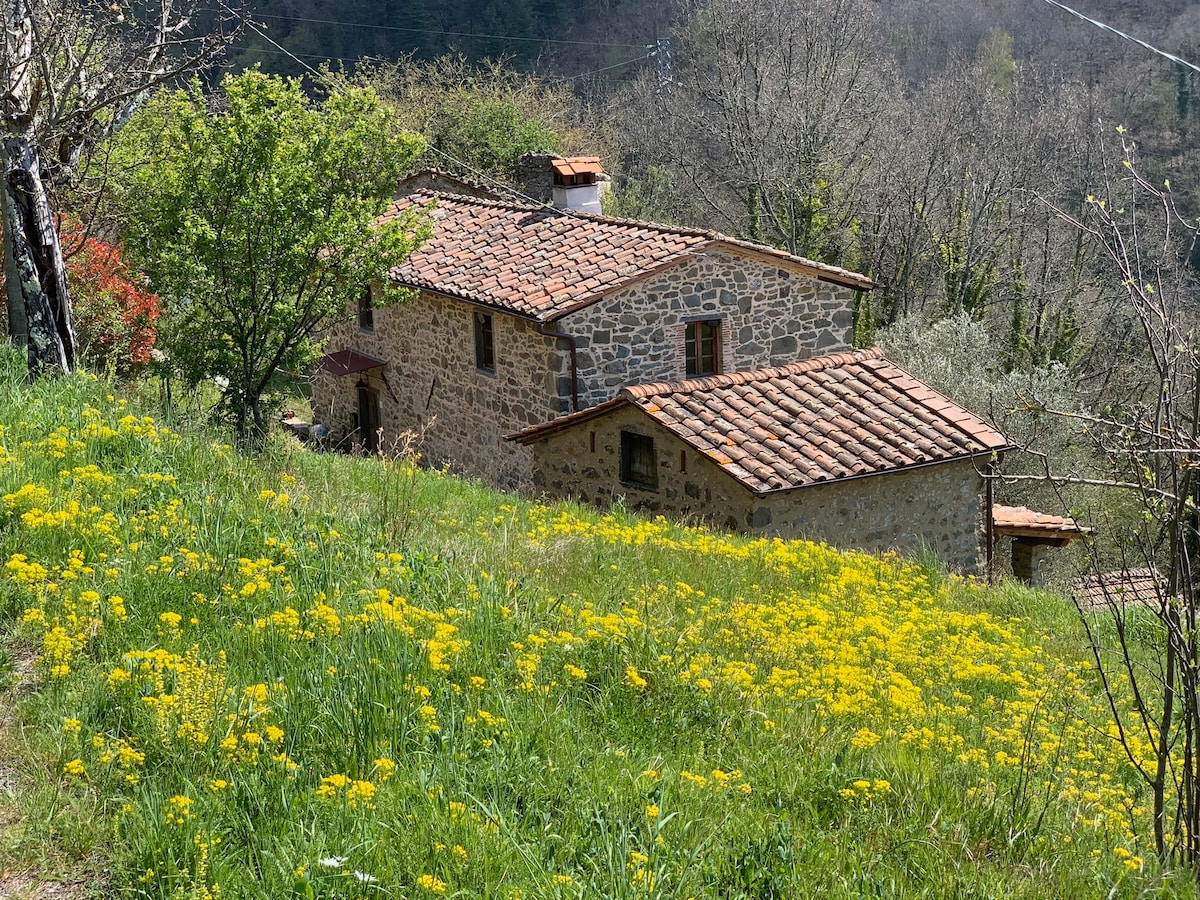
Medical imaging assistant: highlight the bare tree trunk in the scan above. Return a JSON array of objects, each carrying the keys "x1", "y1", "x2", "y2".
[
  {"x1": 3, "y1": 0, "x2": 73, "y2": 374},
  {"x1": 2, "y1": 130, "x2": 75, "y2": 374}
]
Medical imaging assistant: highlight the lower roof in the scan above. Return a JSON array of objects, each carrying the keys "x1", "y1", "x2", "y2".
[
  {"x1": 993, "y1": 505, "x2": 1089, "y2": 542},
  {"x1": 509, "y1": 347, "x2": 1010, "y2": 494},
  {"x1": 1073, "y1": 568, "x2": 1162, "y2": 609}
]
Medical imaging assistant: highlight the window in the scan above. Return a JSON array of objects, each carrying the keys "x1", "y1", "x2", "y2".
[
  {"x1": 685, "y1": 319, "x2": 721, "y2": 377},
  {"x1": 474, "y1": 311, "x2": 495, "y2": 371},
  {"x1": 620, "y1": 430, "x2": 658, "y2": 489},
  {"x1": 358, "y1": 286, "x2": 374, "y2": 331}
]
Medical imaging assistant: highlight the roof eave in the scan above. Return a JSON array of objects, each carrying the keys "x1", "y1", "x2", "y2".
[
  {"x1": 388, "y1": 278, "x2": 550, "y2": 323},
  {"x1": 745, "y1": 445, "x2": 1011, "y2": 497},
  {"x1": 505, "y1": 397, "x2": 632, "y2": 444},
  {"x1": 708, "y1": 240, "x2": 877, "y2": 291}
]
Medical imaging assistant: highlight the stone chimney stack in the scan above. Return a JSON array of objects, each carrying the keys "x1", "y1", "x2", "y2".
[{"x1": 512, "y1": 151, "x2": 557, "y2": 202}]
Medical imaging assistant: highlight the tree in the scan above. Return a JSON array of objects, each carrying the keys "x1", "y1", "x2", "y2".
[
  {"x1": 1024, "y1": 134, "x2": 1200, "y2": 868},
  {"x1": 113, "y1": 71, "x2": 429, "y2": 444},
  {"x1": 345, "y1": 55, "x2": 602, "y2": 181},
  {"x1": 0, "y1": 0, "x2": 241, "y2": 377},
  {"x1": 615, "y1": 0, "x2": 888, "y2": 264}
]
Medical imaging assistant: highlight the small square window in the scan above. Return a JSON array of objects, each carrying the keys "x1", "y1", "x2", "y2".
[
  {"x1": 474, "y1": 311, "x2": 495, "y2": 371},
  {"x1": 620, "y1": 430, "x2": 658, "y2": 489},
  {"x1": 358, "y1": 286, "x2": 374, "y2": 331},
  {"x1": 685, "y1": 319, "x2": 721, "y2": 377}
]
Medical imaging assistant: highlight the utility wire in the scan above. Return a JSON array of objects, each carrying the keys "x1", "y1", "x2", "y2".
[
  {"x1": 544, "y1": 51, "x2": 658, "y2": 84},
  {"x1": 243, "y1": 11, "x2": 652, "y2": 50},
  {"x1": 1038, "y1": 0, "x2": 1200, "y2": 74},
  {"x1": 226, "y1": 8, "x2": 659, "y2": 87}
]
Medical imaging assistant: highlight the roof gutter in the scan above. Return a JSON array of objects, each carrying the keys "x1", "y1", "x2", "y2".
[{"x1": 537, "y1": 324, "x2": 580, "y2": 412}]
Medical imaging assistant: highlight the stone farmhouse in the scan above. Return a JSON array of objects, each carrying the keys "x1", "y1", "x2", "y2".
[
  {"x1": 312, "y1": 161, "x2": 870, "y2": 484},
  {"x1": 310, "y1": 158, "x2": 1011, "y2": 571},
  {"x1": 508, "y1": 348, "x2": 1009, "y2": 572}
]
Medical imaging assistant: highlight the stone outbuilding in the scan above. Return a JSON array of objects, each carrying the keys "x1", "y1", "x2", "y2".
[
  {"x1": 991, "y1": 504, "x2": 1089, "y2": 586},
  {"x1": 507, "y1": 347, "x2": 1010, "y2": 573},
  {"x1": 311, "y1": 162, "x2": 874, "y2": 484}
]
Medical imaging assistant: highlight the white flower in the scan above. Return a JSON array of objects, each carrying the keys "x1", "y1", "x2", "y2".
[
  {"x1": 317, "y1": 856, "x2": 348, "y2": 868},
  {"x1": 353, "y1": 871, "x2": 378, "y2": 883}
]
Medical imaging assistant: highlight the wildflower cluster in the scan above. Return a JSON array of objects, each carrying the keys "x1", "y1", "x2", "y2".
[{"x1": 0, "y1": 378, "x2": 1177, "y2": 897}]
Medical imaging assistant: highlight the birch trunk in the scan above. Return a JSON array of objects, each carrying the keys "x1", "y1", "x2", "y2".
[
  {"x1": 2, "y1": 0, "x2": 75, "y2": 374},
  {"x1": 2, "y1": 131, "x2": 75, "y2": 374}
]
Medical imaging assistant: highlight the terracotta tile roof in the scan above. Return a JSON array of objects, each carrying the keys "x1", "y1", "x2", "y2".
[
  {"x1": 1073, "y1": 568, "x2": 1163, "y2": 609},
  {"x1": 551, "y1": 156, "x2": 604, "y2": 177},
  {"x1": 379, "y1": 191, "x2": 875, "y2": 321},
  {"x1": 993, "y1": 505, "x2": 1089, "y2": 541},
  {"x1": 509, "y1": 348, "x2": 1009, "y2": 493},
  {"x1": 394, "y1": 167, "x2": 504, "y2": 201}
]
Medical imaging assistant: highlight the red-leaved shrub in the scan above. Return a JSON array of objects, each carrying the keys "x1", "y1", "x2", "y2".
[{"x1": 62, "y1": 220, "x2": 160, "y2": 377}]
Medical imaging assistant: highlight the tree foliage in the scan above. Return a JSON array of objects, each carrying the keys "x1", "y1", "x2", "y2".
[
  {"x1": 344, "y1": 56, "x2": 602, "y2": 180},
  {"x1": 61, "y1": 220, "x2": 160, "y2": 379},
  {"x1": 113, "y1": 71, "x2": 429, "y2": 443},
  {"x1": 0, "y1": 0, "x2": 241, "y2": 376}
]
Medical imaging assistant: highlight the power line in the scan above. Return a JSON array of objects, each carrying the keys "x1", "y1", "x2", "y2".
[
  {"x1": 246, "y1": 11, "x2": 651, "y2": 51},
  {"x1": 240, "y1": 46, "x2": 363, "y2": 65},
  {"x1": 544, "y1": 51, "x2": 658, "y2": 84},
  {"x1": 1038, "y1": 0, "x2": 1200, "y2": 75},
  {"x1": 229, "y1": 8, "x2": 658, "y2": 93}
]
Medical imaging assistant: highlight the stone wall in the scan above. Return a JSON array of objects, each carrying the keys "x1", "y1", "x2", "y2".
[
  {"x1": 560, "y1": 249, "x2": 856, "y2": 407},
  {"x1": 525, "y1": 404, "x2": 987, "y2": 573},
  {"x1": 311, "y1": 246, "x2": 859, "y2": 487},
  {"x1": 312, "y1": 290, "x2": 565, "y2": 485}
]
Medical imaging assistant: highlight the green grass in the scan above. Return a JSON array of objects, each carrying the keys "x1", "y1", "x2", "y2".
[{"x1": 0, "y1": 355, "x2": 1193, "y2": 898}]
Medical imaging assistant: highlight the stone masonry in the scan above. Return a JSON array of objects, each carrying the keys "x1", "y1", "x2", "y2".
[
  {"x1": 524, "y1": 404, "x2": 988, "y2": 573},
  {"x1": 313, "y1": 289, "x2": 564, "y2": 485},
  {"x1": 562, "y1": 250, "x2": 855, "y2": 408},
  {"x1": 312, "y1": 246, "x2": 857, "y2": 486}
]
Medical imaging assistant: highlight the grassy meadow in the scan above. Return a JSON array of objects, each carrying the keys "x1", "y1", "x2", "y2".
[{"x1": 0, "y1": 354, "x2": 1190, "y2": 898}]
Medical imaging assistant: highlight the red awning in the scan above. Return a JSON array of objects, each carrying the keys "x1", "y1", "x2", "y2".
[{"x1": 316, "y1": 349, "x2": 387, "y2": 377}]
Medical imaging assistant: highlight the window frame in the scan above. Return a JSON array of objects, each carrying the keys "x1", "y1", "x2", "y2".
[
  {"x1": 620, "y1": 430, "x2": 658, "y2": 490},
  {"x1": 685, "y1": 318, "x2": 722, "y2": 377},
  {"x1": 474, "y1": 310, "x2": 495, "y2": 372},
  {"x1": 358, "y1": 285, "x2": 375, "y2": 331}
]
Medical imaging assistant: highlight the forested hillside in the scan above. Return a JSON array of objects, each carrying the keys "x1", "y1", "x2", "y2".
[{"x1": 227, "y1": 0, "x2": 1197, "y2": 81}]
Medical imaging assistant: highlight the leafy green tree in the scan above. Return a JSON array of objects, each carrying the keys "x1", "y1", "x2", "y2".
[{"x1": 114, "y1": 71, "x2": 429, "y2": 444}]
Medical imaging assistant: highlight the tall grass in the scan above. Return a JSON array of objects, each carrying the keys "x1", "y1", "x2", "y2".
[{"x1": 0, "y1": 355, "x2": 1191, "y2": 898}]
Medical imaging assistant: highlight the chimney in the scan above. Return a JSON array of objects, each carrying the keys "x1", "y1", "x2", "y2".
[
  {"x1": 512, "y1": 151, "x2": 557, "y2": 202},
  {"x1": 550, "y1": 156, "x2": 605, "y2": 214}
]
